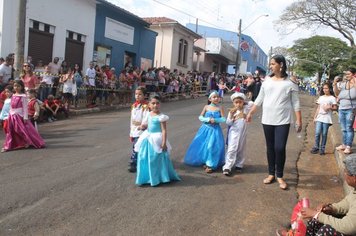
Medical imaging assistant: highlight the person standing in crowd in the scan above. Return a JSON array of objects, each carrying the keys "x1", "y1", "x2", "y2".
[
  {"x1": 48, "y1": 57, "x2": 61, "y2": 96},
  {"x1": 247, "y1": 55, "x2": 302, "y2": 190},
  {"x1": 333, "y1": 67, "x2": 356, "y2": 154},
  {"x1": 20, "y1": 62, "x2": 38, "y2": 91},
  {"x1": 39, "y1": 65, "x2": 53, "y2": 101},
  {"x1": 0, "y1": 85, "x2": 13, "y2": 135},
  {"x1": 184, "y1": 90, "x2": 226, "y2": 174},
  {"x1": 73, "y1": 63, "x2": 83, "y2": 108},
  {"x1": 0, "y1": 56, "x2": 14, "y2": 91},
  {"x1": 27, "y1": 89, "x2": 40, "y2": 127},
  {"x1": 1, "y1": 80, "x2": 45, "y2": 152},
  {"x1": 60, "y1": 66, "x2": 74, "y2": 115},
  {"x1": 85, "y1": 61, "x2": 96, "y2": 108},
  {"x1": 217, "y1": 79, "x2": 229, "y2": 102},
  {"x1": 252, "y1": 76, "x2": 262, "y2": 101},
  {"x1": 134, "y1": 93, "x2": 180, "y2": 186},
  {"x1": 310, "y1": 83, "x2": 337, "y2": 155},
  {"x1": 222, "y1": 92, "x2": 253, "y2": 176},
  {"x1": 128, "y1": 86, "x2": 149, "y2": 173},
  {"x1": 107, "y1": 67, "x2": 117, "y2": 106}
]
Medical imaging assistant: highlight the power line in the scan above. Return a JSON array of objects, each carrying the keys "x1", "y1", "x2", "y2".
[{"x1": 152, "y1": 0, "x2": 234, "y2": 31}]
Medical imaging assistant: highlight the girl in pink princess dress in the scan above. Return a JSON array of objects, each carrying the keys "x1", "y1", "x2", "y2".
[{"x1": 1, "y1": 80, "x2": 45, "y2": 152}]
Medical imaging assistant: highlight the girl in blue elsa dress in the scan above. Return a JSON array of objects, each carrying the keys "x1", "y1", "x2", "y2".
[
  {"x1": 134, "y1": 94, "x2": 180, "y2": 186},
  {"x1": 184, "y1": 90, "x2": 226, "y2": 173}
]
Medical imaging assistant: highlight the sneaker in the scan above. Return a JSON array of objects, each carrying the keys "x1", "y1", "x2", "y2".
[
  {"x1": 319, "y1": 150, "x2": 325, "y2": 155},
  {"x1": 47, "y1": 117, "x2": 53, "y2": 123},
  {"x1": 336, "y1": 144, "x2": 346, "y2": 151},
  {"x1": 223, "y1": 169, "x2": 231, "y2": 176},
  {"x1": 310, "y1": 147, "x2": 319, "y2": 154},
  {"x1": 51, "y1": 117, "x2": 57, "y2": 121}
]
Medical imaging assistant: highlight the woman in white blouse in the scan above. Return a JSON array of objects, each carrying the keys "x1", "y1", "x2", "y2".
[{"x1": 247, "y1": 55, "x2": 302, "y2": 190}]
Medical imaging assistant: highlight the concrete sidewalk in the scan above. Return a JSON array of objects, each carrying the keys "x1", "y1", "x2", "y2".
[{"x1": 297, "y1": 94, "x2": 349, "y2": 208}]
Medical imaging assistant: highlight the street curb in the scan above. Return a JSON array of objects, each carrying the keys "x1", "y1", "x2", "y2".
[{"x1": 329, "y1": 115, "x2": 353, "y2": 195}]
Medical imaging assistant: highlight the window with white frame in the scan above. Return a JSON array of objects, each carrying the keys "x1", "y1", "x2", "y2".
[{"x1": 178, "y1": 39, "x2": 188, "y2": 65}]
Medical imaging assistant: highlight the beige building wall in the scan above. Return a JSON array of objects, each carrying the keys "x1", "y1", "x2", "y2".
[{"x1": 151, "y1": 24, "x2": 196, "y2": 74}]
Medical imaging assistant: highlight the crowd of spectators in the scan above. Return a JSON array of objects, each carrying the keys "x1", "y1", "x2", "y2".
[{"x1": 0, "y1": 53, "x2": 267, "y2": 123}]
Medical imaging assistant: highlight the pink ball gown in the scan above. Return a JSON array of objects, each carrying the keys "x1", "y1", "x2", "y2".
[{"x1": 3, "y1": 94, "x2": 45, "y2": 151}]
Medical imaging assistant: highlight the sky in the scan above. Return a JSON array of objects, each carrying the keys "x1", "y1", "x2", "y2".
[{"x1": 107, "y1": 0, "x2": 347, "y2": 54}]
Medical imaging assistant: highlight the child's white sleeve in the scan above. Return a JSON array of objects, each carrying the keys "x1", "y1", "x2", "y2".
[
  {"x1": 142, "y1": 111, "x2": 149, "y2": 125},
  {"x1": 244, "y1": 101, "x2": 254, "y2": 114},
  {"x1": 226, "y1": 112, "x2": 234, "y2": 126}
]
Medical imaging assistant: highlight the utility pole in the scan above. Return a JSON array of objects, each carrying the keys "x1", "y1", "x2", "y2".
[
  {"x1": 15, "y1": 0, "x2": 27, "y2": 78},
  {"x1": 235, "y1": 19, "x2": 242, "y2": 76},
  {"x1": 195, "y1": 18, "x2": 198, "y2": 33}
]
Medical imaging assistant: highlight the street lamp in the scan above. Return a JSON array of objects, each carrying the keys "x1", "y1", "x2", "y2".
[{"x1": 235, "y1": 14, "x2": 269, "y2": 76}]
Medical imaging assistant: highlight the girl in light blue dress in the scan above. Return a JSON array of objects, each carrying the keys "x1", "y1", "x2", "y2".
[
  {"x1": 134, "y1": 94, "x2": 180, "y2": 186},
  {"x1": 184, "y1": 90, "x2": 226, "y2": 173}
]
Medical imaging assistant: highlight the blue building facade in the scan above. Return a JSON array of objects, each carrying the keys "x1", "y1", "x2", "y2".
[
  {"x1": 186, "y1": 23, "x2": 268, "y2": 75},
  {"x1": 94, "y1": 0, "x2": 157, "y2": 71}
]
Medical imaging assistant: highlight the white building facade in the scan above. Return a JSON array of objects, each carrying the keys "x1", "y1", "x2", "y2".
[{"x1": 0, "y1": 0, "x2": 96, "y2": 68}]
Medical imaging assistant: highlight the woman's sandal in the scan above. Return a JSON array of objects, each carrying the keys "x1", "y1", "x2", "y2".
[
  {"x1": 277, "y1": 178, "x2": 288, "y2": 190},
  {"x1": 263, "y1": 175, "x2": 275, "y2": 184},
  {"x1": 1, "y1": 148, "x2": 7, "y2": 153}
]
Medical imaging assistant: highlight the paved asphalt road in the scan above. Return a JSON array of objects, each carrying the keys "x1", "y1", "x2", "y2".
[{"x1": 0, "y1": 95, "x2": 314, "y2": 236}]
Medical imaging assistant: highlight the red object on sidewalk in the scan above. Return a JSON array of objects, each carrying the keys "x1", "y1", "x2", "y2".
[{"x1": 290, "y1": 200, "x2": 307, "y2": 236}]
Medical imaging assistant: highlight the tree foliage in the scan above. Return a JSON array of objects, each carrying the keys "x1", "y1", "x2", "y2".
[
  {"x1": 276, "y1": 0, "x2": 356, "y2": 48},
  {"x1": 288, "y1": 36, "x2": 352, "y2": 79}
]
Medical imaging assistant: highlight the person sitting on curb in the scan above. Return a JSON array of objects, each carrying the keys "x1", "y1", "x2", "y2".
[
  {"x1": 43, "y1": 95, "x2": 60, "y2": 122},
  {"x1": 277, "y1": 154, "x2": 356, "y2": 236}
]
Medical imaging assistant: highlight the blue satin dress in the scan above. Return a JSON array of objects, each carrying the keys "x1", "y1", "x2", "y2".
[
  {"x1": 184, "y1": 110, "x2": 225, "y2": 170},
  {"x1": 135, "y1": 114, "x2": 180, "y2": 186}
]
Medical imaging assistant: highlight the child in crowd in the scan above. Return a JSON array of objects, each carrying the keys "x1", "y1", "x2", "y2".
[
  {"x1": 44, "y1": 94, "x2": 60, "y2": 122},
  {"x1": 27, "y1": 89, "x2": 40, "y2": 127},
  {"x1": 134, "y1": 94, "x2": 180, "y2": 186},
  {"x1": 217, "y1": 79, "x2": 229, "y2": 102},
  {"x1": 184, "y1": 90, "x2": 226, "y2": 173},
  {"x1": 128, "y1": 86, "x2": 149, "y2": 172},
  {"x1": 0, "y1": 85, "x2": 13, "y2": 134},
  {"x1": 39, "y1": 65, "x2": 53, "y2": 101},
  {"x1": 1, "y1": 80, "x2": 45, "y2": 152},
  {"x1": 310, "y1": 83, "x2": 337, "y2": 155},
  {"x1": 222, "y1": 92, "x2": 253, "y2": 176}
]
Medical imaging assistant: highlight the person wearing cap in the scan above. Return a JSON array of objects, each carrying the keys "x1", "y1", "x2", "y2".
[{"x1": 222, "y1": 92, "x2": 253, "y2": 176}]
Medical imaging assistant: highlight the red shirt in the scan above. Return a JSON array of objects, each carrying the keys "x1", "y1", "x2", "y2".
[
  {"x1": 0, "y1": 91, "x2": 7, "y2": 110},
  {"x1": 22, "y1": 74, "x2": 38, "y2": 90},
  {"x1": 44, "y1": 99, "x2": 60, "y2": 109},
  {"x1": 28, "y1": 98, "x2": 37, "y2": 116}
]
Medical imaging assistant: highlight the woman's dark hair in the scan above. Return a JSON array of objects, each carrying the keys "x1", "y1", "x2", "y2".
[
  {"x1": 270, "y1": 54, "x2": 288, "y2": 78},
  {"x1": 346, "y1": 67, "x2": 356, "y2": 74},
  {"x1": 320, "y1": 82, "x2": 334, "y2": 96},
  {"x1": 13, "y1": 79, "x2": 25, "y2": 93},
  {"x1": 149, "y1": 93, "x2": 161, "y2": 102}
]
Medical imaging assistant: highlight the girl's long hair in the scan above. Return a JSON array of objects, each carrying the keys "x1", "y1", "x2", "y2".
[{"x1": 320, "y1": 82, "x2": 334, "y2": 96}]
